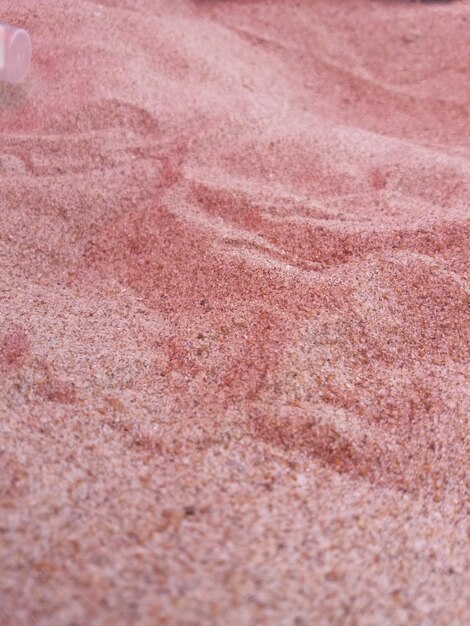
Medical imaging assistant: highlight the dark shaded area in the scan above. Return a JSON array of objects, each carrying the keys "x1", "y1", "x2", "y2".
[{"x1": 0, "y1": 83, "x2": 28, "y2": 110}]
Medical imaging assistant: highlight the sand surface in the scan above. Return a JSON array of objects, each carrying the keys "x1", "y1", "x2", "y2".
[{"x1": 1, "y1": 1, "x2": 469, "y2": 624}]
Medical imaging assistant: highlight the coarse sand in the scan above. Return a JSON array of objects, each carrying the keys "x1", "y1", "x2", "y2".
[{"x1": 1, "y1": 1, "x2": 469, "y2": 625}]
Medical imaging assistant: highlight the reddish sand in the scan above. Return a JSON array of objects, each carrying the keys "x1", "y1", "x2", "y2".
[{"x1": 1, "y1": 1, "x2": 469, "y2": 624}]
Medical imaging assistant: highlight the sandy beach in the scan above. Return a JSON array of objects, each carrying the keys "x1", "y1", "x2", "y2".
[{"x1": 1, "y1": 1, "x2": 469, "y2": 624}]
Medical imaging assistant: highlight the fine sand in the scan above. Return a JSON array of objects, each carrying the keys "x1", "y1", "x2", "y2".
[{"x1": 1, "y1": 1, "x2": 469, "y2": 625}]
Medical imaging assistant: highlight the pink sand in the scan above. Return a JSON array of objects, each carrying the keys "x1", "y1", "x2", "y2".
[{"x1": 1, "y1": 1, "x2": 469, "y2": 624}]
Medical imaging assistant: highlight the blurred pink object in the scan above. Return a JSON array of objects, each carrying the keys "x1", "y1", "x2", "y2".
[{"x1": 0, "y1": 23, "x2": 31, "y2": 84}]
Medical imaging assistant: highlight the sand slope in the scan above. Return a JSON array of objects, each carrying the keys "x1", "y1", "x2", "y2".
[{"x1": 1, "y1": 1, "x2": 469, "y2": 625}]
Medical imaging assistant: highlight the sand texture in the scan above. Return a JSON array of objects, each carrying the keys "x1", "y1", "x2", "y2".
[{"x1": 1, "y1": 1, "x2": 469, "y2": 625}]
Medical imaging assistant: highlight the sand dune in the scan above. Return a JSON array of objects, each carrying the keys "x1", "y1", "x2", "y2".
[{"x1": 1, "y1": 1, "x2": 469, "y2": 624}]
